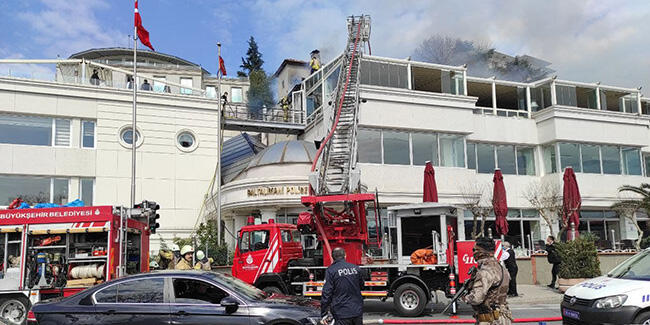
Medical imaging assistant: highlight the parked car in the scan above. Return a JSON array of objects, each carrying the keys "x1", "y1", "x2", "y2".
[
  {"x1": 561, "y1": 248, "x2": 650, "y2": 325},
  {"x1": 28, "y1": 270, "x2": 322, "y2": 325}
]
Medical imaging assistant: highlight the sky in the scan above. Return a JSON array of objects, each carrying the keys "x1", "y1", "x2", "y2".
[{"x1": 1, "y1": 0, "x2": 649, "y2": 92}]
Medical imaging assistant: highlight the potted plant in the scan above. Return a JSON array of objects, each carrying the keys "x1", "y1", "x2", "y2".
[{"x1": 556, "y1": 234, "x2": 601, "y2": 292}]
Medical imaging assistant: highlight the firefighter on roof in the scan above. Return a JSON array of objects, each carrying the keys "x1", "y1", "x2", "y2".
[
  {"x1": 463, "y1": 237, "x2": 512, "y2": 325},
  {"x1": 310, "y1": 50, "x2": 321, "y2": 74}
]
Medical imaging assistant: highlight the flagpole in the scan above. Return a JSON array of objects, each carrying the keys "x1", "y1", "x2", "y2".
[
  {"x1": 216, "y1": 42, "x2": 222, "y2": 245},
  {"x1": 131, "y1": 11, "x2": 138, "y2": 208}
]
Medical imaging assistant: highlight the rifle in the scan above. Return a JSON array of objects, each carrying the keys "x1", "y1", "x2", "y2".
[{"x1": 441, "y1": 266, "x2": 478, "y2": 315}]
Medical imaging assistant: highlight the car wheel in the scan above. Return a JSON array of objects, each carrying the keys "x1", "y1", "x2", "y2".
[
  {"x1": 0, "y1": 296, "x2": 29, "y2": 325},
  {"x1": 634, "y1": 311, "x2": 650, "y2": 325},
  {"x1": 393, "y1": 283, "x2": 427, "y2": 317},
  {"x1": 263, "y1": 286, "x2": 283, "y2": 295}
]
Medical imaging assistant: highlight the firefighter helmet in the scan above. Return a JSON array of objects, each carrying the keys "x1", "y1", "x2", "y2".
[{"x1": 180, "y1": 245, "x2": 194, "y2": 256}]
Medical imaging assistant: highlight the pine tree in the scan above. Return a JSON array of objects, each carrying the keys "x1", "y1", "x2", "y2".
[
  {"x1": 247, "y1": 70, "x2": 275, "y2": 117},
  {"x1": 238, "y1": 36, "x2": 264, "y2": 77}
]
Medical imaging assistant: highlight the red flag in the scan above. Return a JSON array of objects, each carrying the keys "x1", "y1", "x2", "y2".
[
  {"x1": 134, "y1": 1, "x2": 154, "y2": 51},
  {"x1": 219, "y1": 56, "x2": 227, "y2": 76}
]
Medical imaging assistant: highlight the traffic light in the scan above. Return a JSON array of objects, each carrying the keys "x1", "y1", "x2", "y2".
[{"x1": 131, "y1": 200, "x2": 160, "y2": 234}]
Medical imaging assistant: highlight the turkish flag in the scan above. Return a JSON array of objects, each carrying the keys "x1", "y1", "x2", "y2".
[
  {"x1": 134, "y1": 0, "x2": 154, "y2": 51},
  {"x1": 219, "y1": 56, "x2": 227, "y2": 76}
]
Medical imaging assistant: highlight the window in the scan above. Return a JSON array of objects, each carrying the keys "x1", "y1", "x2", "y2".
[
  {"x1": 291, "y1": 230, "x2": 301, "y2": 243},
  {"x1": 206, "y1": 86, "x2": 217, "y2": 98},
  {"x1": 477, "y1": 143, "x2": 495, "y2": 173},
  {"x1": 645, "y1": 155, "x2": 650, "y2": 177},
  {"x1": 496, "y1": 145, "x2": 516, "y2": 175},
  {"x1": 173, "y1": 278, "x2": 228, "y2": 304},
  {"x1": 120, "y1": 128, "x2": 141, "y2": 146},
  {"x1": 439, "y1": 134, "x2": 464, "y2": 167},
  {"x1": 177, "y1": 131, "x2": 196, "y2": 151},
  {"x1": 180, "y1": 77, "x2": 193, "y2": 95},
  {"x1": 95, "y1": 284, "x2": 118, "y2": 303},
  {"x1": 0, "y1": 113, "x2": 52, "y2": 146},
  {"x1": 623, "y1": 97, "x2": 638, "y2": 114},
  {"x1": 555, "y1": 85, "x2": 577, "y2": 107},
  {"x1": 382, "y1": 131, "x2": 410, "y2": 165},
  {"x1": 516, "y1": 147, "x2": 535, "y2": 176},
  {"x1": 81, "y1": 121, "x2": 95, "y2": 148},
  {"x1": 359, "y1": 60, "x2": 408, "y2": 89},
  {"x1": 54, "y1": 119, "x2": 70, "y2": 146},
  {"x1": 118, "y1": 278, "x2": 164, "y2": 303},
  {"x1": 281, "y1": 230, "x2": 292, "y2": 243},
  {"x1": 357, "y1": 129, "x2": 381, "y2": 163},
  {"x1": 602, "y1": 145, "x2": 621, "y2": 174},
  {"x1": 231, "y1": 87, "x2": 243, "y2": 103},
  {"x1": 80, "y1": 178, "x2": 94, "y2": 206},
  {"x1": 153, "y1": 76, "x2": 166, "y2": 93},
  {"x1": 530, "y1": 85, "x2": 552, "y2": 111},
  {"x1": 559, "y1": 143, "x2": 581, "y2": 172},
  {"x1": 239, "y1": 230, "x2": 269, "y2": 253},
  {"x1": 467, "y1": 142, "x2": 476, "y2": 170},
  {"x1": 622, "y1": 147, "x2": 642, "y2": 175},
  {"x1": 581, "y1": 144, "x2": 601, "y2": 174},
  {"x1": 0, "y1": 175, "x2": 71, "y2": 206},
  {"x1": 306, "y1": 85, "x2": 322, "y2": 117},
  {"x1": 411, "y1": 133, "x2": 437, "y2": 166}
]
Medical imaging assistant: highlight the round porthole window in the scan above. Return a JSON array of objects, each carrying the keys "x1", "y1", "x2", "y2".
[
  {"x1": 118, "y1": 126, "x2": 143, "y2": 148},
  {"x1": 176, "y1": 130, "x2": 198, "y2": 152}
]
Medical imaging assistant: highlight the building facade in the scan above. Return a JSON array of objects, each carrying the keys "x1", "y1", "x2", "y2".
[
  {"x1": 219, "y1": 54, "x2": 650, "y2": 254},
  {"x1": 0, "y1": 48, "x2": 250, "y2": 248}
]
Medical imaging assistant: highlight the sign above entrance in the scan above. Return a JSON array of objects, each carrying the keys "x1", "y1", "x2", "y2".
[{"x1": 247, "y1": 185, "x2": 309, "y2": 197}]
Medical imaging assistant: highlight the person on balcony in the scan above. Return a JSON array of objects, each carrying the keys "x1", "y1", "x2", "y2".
[
  {"x1": 141, "y1": 79, "x2": 152, "y2": 91},
  {"x1": 90, "y1": 69, "x2": 100, "y2": 86}
]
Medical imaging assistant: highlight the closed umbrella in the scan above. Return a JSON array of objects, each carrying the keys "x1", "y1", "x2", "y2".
[
  {"x1": 423, "y1": 161, "x2": 438, "y2": 202},
  {"x1": 563, "y1": 167, "x2": 581, "y2": 240},
  {"x1": 492, "y1": 169, "x2": 508, "y2": 236}
]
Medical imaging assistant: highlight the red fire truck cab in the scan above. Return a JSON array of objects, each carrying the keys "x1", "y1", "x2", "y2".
[
  {"x1": 0, "y1": 205, "x2": 150, "y2": 324},
  {"x1": 232, "y1": 217, "x2": 303, "y2": 294}
]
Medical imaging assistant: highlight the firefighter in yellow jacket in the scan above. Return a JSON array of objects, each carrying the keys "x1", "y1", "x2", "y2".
[
  {"x1": 462, "y1": 237, "x2": 512, "y2": 325},
  {"x1": 175, "y1": 245, "x2": 194, "y2": 270},
  {"x1": 194, "y1": 250, "x2": 212, "y2": 271},
  {"x1": 309, "y1": 49, "x2": 321, "y2": 74}
]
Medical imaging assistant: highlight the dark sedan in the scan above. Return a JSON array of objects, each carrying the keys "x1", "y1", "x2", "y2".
[{"x1": 29, "y1": 271, "x2": 321, "y2": 325}]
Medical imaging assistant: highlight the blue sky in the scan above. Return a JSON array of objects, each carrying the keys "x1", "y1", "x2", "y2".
[{"x1": 1, "y1": 0, "x2": 649, "y2": 91}]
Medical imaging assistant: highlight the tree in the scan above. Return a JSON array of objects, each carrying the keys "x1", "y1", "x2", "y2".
[
  {"x1": 238, "y1": 36, "x2": 264, "y2": 77},
  {"x1": 247, "y1": 69, "x2": 275, "y2": 116},
  {"x1": 461, "y1": 183, "x2": 493, "y2": 239},
  {"x1": 413, "y1": 34, "x2": 552, "y2": 82},
  {"x1": 524, "y1": 180, "x2": 563, "y2": 238},
  {"x1": 611, "y1": 184, "x2": 650, "y2": 249}
]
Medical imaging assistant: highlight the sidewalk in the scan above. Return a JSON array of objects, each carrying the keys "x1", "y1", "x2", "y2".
[{"x1": 506, "y1": 284, "x2": 564, "y2": 305}]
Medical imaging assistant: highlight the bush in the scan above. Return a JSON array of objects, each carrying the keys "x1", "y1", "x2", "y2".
[
  {"x1": 556, "y1": 236, "x2": 601, "y2": 279},
  {"x1": 640, "y1": 236, "x2": 650, "y2": 249}
]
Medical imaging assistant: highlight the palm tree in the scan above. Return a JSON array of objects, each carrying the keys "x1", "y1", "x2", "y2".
[{"x1": 611, "y1": 184, "x2": 650, "y2": 249}]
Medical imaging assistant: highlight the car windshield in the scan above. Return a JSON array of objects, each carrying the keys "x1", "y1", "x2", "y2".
[
  {"x1": 206, "y1": 273, "x2": 268, "y2": 301},
  {"x1": 608, "y1": 250, "x2": 650, "y2": 280}
]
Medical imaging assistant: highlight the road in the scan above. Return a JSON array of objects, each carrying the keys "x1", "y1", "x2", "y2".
[{"x1": 363, "y1": 299, "x2": 562, "y2": 324}]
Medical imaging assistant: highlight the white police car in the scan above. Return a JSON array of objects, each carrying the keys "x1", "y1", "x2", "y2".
[{"x1": 562, "y1": 249, "x2": 650, "y2": 324}]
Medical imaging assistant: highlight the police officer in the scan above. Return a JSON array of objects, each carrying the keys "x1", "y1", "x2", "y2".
[
  {"x1": 320, "y1": 248, "x2": 363, "y2": 325},
  {"x1": 462, "y1": 237, "x2": 512, "y2": 325}
]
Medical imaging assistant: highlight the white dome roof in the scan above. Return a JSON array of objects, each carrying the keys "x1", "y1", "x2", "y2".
[{"x1": 246, "y1": 140, "x2": 316, "y2": 169}]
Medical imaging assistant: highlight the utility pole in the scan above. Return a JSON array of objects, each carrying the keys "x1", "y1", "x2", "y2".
[{"x1": 216, "y1": 42, "x2": 223, "y2": 245}]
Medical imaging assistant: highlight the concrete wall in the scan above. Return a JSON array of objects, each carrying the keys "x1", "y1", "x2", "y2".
[{"x1": 514, "y1": 252, "x2": 636, "y2": 285}]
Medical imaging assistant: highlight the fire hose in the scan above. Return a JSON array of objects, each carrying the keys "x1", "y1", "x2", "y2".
[{"x1": 362, "y1": 317, "x2": 562, "y2": 324}]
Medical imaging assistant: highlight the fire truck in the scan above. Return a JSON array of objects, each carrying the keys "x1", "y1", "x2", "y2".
[
  {"x1": 232, "y1": 16, "x2": 502, "y2": 317},
  {"x1": 0, "y1": 203, "x2": 156, "y2": 324}
]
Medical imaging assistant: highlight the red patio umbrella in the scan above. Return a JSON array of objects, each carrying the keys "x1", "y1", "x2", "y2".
[
  {"x1": 423, "y1": 161, "x2": 438, "y2": 202},
  {"x1": 492, "y1": 169, "x2": 508, "y2": 236},
  {"x1": 563, "y1": 167, "x2": 582, "y2": 240}
]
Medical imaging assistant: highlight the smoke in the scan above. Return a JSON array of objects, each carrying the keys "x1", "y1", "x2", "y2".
[{"x1": 413, "y1": 34, "x2": 553, "y2": 82}]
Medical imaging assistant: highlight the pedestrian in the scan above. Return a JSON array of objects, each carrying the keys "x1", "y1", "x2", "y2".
[
  {"x1": 167, "y1": 244, "x2": 181, "y2": 270},
  {"x1": 546, "y1": 235, "x2": 561, "y2": 289},
  {"x1": 90, "y1": 69, "x2": 100, "y2": 86},
  {"x1": 194, "y1": 250, "x2": 212, "y2": 271},
  {"x1": 462, "y1": 237, "x2": 512, "y2": 325},
  {"x1": 502, "y1": 242, "x2": 518, "y2": 297},
  {"x1": 321, "y1": 248, "x2": 363, "y2": 325},
  {"x1": 141, "y1": 79, "x2": 152, "y2": 91},
  {"x1": 175, "y1": 245, "x2": 194, "y2": 270}
]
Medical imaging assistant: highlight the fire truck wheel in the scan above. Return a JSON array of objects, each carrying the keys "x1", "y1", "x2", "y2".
[
  {"x1": 0, "y1": 296, "x2": 29, "y2": 325},
  {"x1": 262, "y1": 286, "x2": 283, "y2": 295},
  {"x1": 394, "y1": 283, "x2": 426, "y2": 317}
]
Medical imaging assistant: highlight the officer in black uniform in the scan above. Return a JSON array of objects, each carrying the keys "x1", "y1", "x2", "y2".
[{"x1": 320, "y1": 247, "x2": 364, "y2": 325}]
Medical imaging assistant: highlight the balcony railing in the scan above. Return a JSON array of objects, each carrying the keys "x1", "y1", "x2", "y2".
[{"x1": 223, "y1": 103, "x2": 304, "y2": 124}]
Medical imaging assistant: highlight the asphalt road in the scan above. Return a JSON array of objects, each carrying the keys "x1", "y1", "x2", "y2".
[{"x1": 363, "y1": 299, "x2": 562, "y2": 324}]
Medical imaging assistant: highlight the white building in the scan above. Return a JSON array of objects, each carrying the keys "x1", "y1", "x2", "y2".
[
  {"x1": 219, "y1": 54, "x2": 650, "y2": 252},
  {"x1": 0, "y1": 48, "x2": 250, "y2": 248}
]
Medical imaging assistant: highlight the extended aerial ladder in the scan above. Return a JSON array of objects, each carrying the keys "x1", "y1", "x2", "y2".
[{"x1": 300, "y1": 16, "x2": 379, "y2": 266}]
